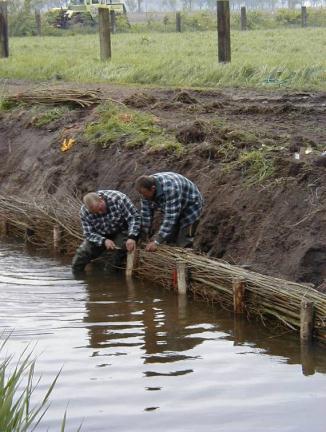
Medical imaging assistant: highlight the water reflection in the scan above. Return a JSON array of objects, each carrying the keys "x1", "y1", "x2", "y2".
[
  {"x1": 1, "y1": 241, "x2": 326, "y2": 432},
  {"x1": 80, "y1": 271, "x2": 325, "y2": 379}
]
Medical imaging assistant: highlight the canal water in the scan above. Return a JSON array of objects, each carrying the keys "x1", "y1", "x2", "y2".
[{"x1": 0, "y1": 241, "x2": 325, "y2": 432}]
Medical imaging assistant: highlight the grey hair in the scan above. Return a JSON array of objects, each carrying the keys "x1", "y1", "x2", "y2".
[{"x1": 83, "y1": 192, "x2": 101, "y2": 210}]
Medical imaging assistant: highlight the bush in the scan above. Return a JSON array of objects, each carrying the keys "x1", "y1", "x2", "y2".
[{"x1": 275, "y1": 8, "x2": 301, "y2": 26}]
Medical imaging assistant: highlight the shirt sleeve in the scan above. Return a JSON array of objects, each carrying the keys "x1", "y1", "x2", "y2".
[
  {"x1": 157, "y1": 187, "x2": 182, "y2": 243},
  {"x1": 119, "y1": 195, "x2": 141, "y2": 239},
  {"x1": 140, "y1": 200, "x2": 153, "y2": 233},
  {"x1": 80, "y1": 211, "x2": 105, "y2": 247}
]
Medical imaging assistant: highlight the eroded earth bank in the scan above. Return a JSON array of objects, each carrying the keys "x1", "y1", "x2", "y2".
[{"x1": 1, "y1": 81, "x2": 326, "y2": 291}]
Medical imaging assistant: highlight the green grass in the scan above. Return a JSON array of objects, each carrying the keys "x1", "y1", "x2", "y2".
[
  {"x1": 0, "y1": 28, "x2": 325, "y2": 90},
  {"x1": 32, "y1": 106, "x2": 71, "y2": 127},
  {"x1": 85, "y1": 102, "x2": 183, "y2": 153},
  {"x1": 0, "y1": 336, "x2": 75, "y2": 431}
]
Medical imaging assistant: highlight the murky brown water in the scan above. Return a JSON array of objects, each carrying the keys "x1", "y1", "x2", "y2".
[{"x1": 0, "y1": 241, "x2": 326, "y2": 431}]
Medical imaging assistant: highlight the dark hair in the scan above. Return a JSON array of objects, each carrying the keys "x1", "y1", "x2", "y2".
[{"x1": 135, "y1": 175, "x2": 155, "y2": 190}]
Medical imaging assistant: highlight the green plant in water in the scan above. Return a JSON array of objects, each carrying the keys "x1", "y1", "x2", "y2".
[
  {"x1": 85, "y1": 102, "x2": 183, "y2": 154},
  {"x1": 0, "y1": 336, "x2": 78, "y2": 432}
]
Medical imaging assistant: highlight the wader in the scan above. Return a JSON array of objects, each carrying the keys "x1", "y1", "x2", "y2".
[{"x1": 72, "y1": 231, "x2": 128, "y2": 274}]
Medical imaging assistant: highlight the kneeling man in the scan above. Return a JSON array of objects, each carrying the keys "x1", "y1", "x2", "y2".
[
  {"x1": 72, "y1": 190, "x2": 140, "y2": 273},
  {"x1": 135, "y1": 172, "x2": 203, "y2": 252}
]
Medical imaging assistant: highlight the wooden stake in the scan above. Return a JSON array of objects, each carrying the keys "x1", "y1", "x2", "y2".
[
  {"x1": 0, "y1": 218, "x2": 8, "y2": 235},
  {"x1": 300, "y1": 342, "x2": 315, "y2": 376},
  {"x1": 301, "y1": 6, "x2": 307, "y2": 28},
  {"x1": 99, "y1": 8, "x2": 111, "y2": 61},
  {"x1": 232, "y1": 277, "x2": 246, "y2": 314},
  {"x1": 300, "y1": 300, "x2": 314, "y2": 344},
  {"x1": 217, "y1": 0, "x2": 231, "y2": 63},
  {"x1": 176, "y1": 12, "x2": 181, "y2": 33},
  {"x1": 176, "y1": 259, "x2": 187, "y2": 295},
  {"x1": 0, "y1": 1, "x2": 9, "y2": 58},
  {"x1": 53, "y1": 224, "x2": 61, "y2": 252},
  {"x1": 35, "y1": 9, "x2": 41, "y2": 36},
  {"x1": 240, "y1": 6, "x2": 247, "y2": 31},
  {"x1": 126, "y1": 248, "x2": 137, "y2": 277},
  {"x1": 110, "y1": 10, "x2": 116, "y2": 34}
]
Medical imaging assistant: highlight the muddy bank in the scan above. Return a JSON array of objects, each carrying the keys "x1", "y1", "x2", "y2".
[{"x1": 0, "y1": 83, "x2": 326, "y2": 291}]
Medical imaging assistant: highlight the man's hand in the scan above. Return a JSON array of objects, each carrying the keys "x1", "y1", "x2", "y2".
[
  {"x1": 145, "y1": 241, "x2": 158, "y2": 252},
  {"x1": 126, "y1": 239, "x2": 136, "y2": 252},
  {"x1": 104, "y1": 239, "x2": 116, "y2": 250}
]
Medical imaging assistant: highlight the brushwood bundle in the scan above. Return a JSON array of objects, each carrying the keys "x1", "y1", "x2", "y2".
[{"x1": 136, "y1": 247, "x2": 326, "y2": 344}]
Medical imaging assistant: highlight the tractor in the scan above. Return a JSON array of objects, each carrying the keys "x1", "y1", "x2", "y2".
[{"x1": 49, "y1": 0, "x2": 127, "y2": 29}]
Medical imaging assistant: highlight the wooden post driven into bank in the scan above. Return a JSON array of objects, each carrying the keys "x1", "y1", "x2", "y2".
[
  {"x1": 233, "y1": 278, "x2": 246, "y2": 314},
  {"x1": 176, "y1": 12, "x2": 181, "y2": 32},
  {"x1": 35, "y1": 9, "x2": 41, "y2": 36},
  {"x1": 240, "y1": 6, "x2": 247, "y2": 31},
  {"x1": 53, "y1": 224, "x2": 61, "y2": 252},
  {"x1": 0, "y1": 218, "x2": 8, "y2": 235},
  {"x1": 301, "y1": 6, "x2": 307, "y2": 28},
  {"x1": 0, "y1": 1, "x2": 9, "y2": 58},
  {"x1": 126, "y1": 248, "x2": 137, "y2": 277},
  {"x1": 300, "y1": 300, "x2": 314, "y2": 344},
  {"x1": 176, "y1": 259, "x2": 187, "y2": 294},
  {"x1": 99, "y1": 8, "x2": 111, "y2": 61},
  {"x1": 217, "y1": 0, "x2": 231, "y2": 63}
]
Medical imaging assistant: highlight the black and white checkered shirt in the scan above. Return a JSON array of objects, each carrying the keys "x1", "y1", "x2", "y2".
[
  {"x1": 80, "y1": 190, "x2": 141, "y2": 246},
  {"x1": 140, "y1": 172, "x2": 203, "y2": 243}
]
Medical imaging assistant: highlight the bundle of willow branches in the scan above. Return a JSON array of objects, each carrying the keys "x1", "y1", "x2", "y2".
[
  {"x1": 136, "y1": 247, "x2": 326, "y2": 344},
  {"x1": 5, "y1": 88, "x2": 102, "y2": 108},
  {"x1": 0, "y1": 193, "x2": 82, "y2": 253}
]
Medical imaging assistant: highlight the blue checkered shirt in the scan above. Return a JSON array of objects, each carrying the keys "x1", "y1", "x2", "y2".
[
  {"x1": 140, "y1": 172, "x2": 203, "y2": 243},
  {"x1": 80, "y1": 190, "x2": 141, "y2": 246}
]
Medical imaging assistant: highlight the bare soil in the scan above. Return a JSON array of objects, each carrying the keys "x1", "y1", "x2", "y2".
[{"x1": 1, "y1": 81, "x2": 326, "y2": 291}]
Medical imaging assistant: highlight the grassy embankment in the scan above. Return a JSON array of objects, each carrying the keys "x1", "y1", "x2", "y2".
[{"x1": 0, "y1": 28, "x2": 325, "y2": 90}]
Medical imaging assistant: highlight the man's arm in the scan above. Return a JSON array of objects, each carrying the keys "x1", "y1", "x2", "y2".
[
  {"x1": 119, "y1": 195, "x2": 141, "y2": 239},
  {"x1": 140, "y1": 200, "x2": 153, "y2": 234},
  {"x1": 155, "y1": 188, "x2": 182, "y2": 244},
  {"x1": 80, "y1": 211, "x2": 105, "y2": 247}
]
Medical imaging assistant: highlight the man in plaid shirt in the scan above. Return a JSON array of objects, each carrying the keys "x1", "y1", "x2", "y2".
[
  {"x1": 135, "y1": 172, "x2": 203, "y2": 252},
  {"x1": 72, "y1": 190, "x2": 140, "y2": 273}
]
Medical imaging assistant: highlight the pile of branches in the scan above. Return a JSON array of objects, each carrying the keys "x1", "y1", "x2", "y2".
[
  {"x1": 0, "y1": 193, "x2": 82, "y2": 254},
  {"x1": 136, "y1": 247, "x2": 326, "y2": 344},
  {"x1": 4, "y1": 88, "x2": 103, "y2": 108}
]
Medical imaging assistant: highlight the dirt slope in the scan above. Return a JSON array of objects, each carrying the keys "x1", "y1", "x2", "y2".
[{"x1": 0, "y1": 82, "x2": 326, "y2": 290}]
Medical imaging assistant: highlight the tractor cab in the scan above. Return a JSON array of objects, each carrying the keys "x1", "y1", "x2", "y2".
[{"x1": 69, "y1": 0, "x2": 127, "y2": 15}]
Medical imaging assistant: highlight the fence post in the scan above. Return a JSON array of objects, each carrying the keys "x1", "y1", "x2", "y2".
[
  {"x1": 126, "y1": 248, "x2": 137, "y2": 277},
  {"x1": 301, "y1": 6, "x2": 307, "y2": 28},
  {"x1": 35, "y1": 9, "x2": 41, "y2": 36},
  {"x1": 98, "y1": 7, "x2": 111, "y2": 61},
  {"x1": 0, "y1": 1, "x2": 9, "y2": 58},
  {"x1": 240, "y1": 6, "x2": 247, "y2": 31},
  {"x1": 300, "y1": 300, "x2": 314, "y2": 344},
  {"x1": 110, "y1": 10, "x2": 116, "y2": 34},
  {"x1": 176, "y1": 259, "x2": 187, "y2": 294},
  {"x1": 176, "y1": 11, "x2": 181, "y2": 32},
  {"x1": 232, "y1": 277, "x2": 246, "y2": 314},
  {"x1": 217, "y1": 0, "x2": 231, "y2": 63}
]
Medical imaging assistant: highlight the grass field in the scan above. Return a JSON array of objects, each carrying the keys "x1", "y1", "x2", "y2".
[{"x1": 0, "y1": 28, "x2": 325, "y2": 90}]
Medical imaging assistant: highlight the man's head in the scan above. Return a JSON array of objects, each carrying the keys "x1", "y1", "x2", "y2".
[
  {"x1": 83, "y1": 192, "x2": 107, "y2": 214},
  {"x1": 135, "y1": 175, "x2": 156, "y2": 200}
]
